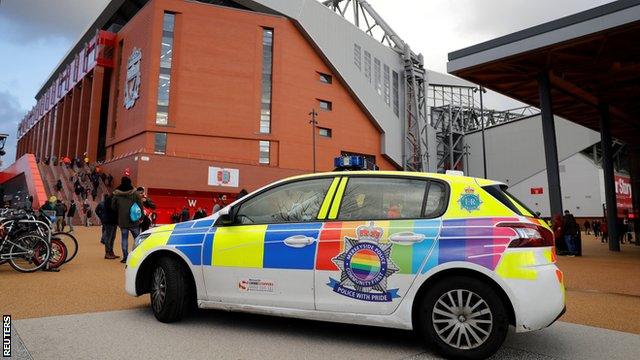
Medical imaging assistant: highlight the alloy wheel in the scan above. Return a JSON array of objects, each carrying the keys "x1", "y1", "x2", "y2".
[
  {"x1": 151, "y1": 267, "x2": 167, "y2": 313},
  {"x1": 431, "y1": 289, "x2": 493, "y2": 350}
]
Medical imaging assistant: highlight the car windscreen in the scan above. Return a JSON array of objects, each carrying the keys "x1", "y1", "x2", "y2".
[{"x1": 482, "y1": 185, "x2": 537, "y2": 218}]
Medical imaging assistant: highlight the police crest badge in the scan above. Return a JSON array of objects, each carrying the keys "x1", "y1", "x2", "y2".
[{"x1": 328, "y1": 222, "x2": 400, "y2": 302}]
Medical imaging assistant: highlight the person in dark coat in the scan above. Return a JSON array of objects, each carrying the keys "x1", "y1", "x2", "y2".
[
  {"x1": 562, "y1": 210, "x2": 579, "y2": 256},
  {"x1": 66, "y1": 200, "x2": 77, "y2": 232},
  {"x1": 54, "y1": 200, "x2": 67, "y2": 232},
  {"x1": 180, "y1": 207, "x2": 190, "y2": 222},
  {"x1": 55, "y1": 179, "x2": 63, "y2": 193},
  {"x1": 111, "y1": 177, "x2": 143, "y2": 263},
  {"x1": 192, "y1": 208, "x2": 206, "y2": 220},
  {"x1": 96, "y1": 194, "x2": 119, "y2": 259}
]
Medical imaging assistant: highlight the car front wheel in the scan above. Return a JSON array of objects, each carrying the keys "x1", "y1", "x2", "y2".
[
  {"x1": 150, "y1": 257, "x2": 190, "y2": 323},
  {"x1": 417, "y1": 276, "x2": 509, "y2": 360}
]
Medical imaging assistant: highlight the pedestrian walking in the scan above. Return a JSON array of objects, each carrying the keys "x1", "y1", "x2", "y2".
[
  {"x1": 111, "y1": 176, "x2": 144, "y2": 263},
  {"x1": 601, "y1": 220, "x2": 608, "y2": 243},
  {"x1": 593, "y1": 220, "x2": 600, "y2": 237},
  {"x1": 55, "y1": 179, "x2": 63, "y2": 193},
  {"x1": 584, "y1": 220, "x2": 591, "y2": 235},
  {"x1": 66, "y1": 200, "x2": 77, "y2": 232},
  {"x1": 54, "y1": 199, "x2": 67, "y2": 232},
  {"x1": 82, "y1": 200, "x2": 92, "y2": 226},
  {"x1": 562, "y1": 210, "x2": 579, "y2": 256},
  {"x1": 96, "y1": 194, "x2": 119, "y2": 259}
]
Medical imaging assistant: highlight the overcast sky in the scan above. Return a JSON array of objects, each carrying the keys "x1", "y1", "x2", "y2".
[{"x1": 0, "y1": 0, "x2": 613, "y2": 167}]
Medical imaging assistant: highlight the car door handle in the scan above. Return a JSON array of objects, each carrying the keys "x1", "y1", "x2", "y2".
[
  {"x1": 389, "y1": 232, "x2": 425, "y2": 245},
  {"x1": 283, "y1": 235, "x2": 316, "y2": 248}
]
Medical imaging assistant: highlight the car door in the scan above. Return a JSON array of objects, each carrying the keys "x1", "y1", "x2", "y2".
[
  {"x1": 314, "y1": 176, "x2": 447, "y2": 315},
  {"x1": 203, "y1": 177, "x2": 340, "y2": 310}
]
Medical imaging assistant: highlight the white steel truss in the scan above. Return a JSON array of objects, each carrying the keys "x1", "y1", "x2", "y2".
[{"x1": 323, "y1": 0, "x2": 429, "y2": 172}]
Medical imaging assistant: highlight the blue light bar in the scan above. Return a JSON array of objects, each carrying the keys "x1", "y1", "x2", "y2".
[{"x1": 333, "y1": 156, "x2": 377, "y2": 171}]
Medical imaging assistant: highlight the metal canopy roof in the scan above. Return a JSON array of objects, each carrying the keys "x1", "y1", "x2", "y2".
[{"x1": 447, "y1": 0, "x2": 640, "y2": 144}]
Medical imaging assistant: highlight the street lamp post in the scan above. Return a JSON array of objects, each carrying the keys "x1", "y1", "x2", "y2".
[
  {"x1": 309, "y1": 109, "x2": 318, "y2": 173},
  {"x1": 474, "y1": 86, "x2": 488, "y2": 178}
]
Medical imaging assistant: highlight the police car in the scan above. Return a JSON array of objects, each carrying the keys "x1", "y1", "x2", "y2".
[{"x1": 125, "y1": 169, "x2": 565, "y2": 359}]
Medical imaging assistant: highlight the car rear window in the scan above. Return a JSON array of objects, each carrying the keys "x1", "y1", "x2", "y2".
[{"x1": 482, "y1": 185, "x2": 537, "y2": 218}]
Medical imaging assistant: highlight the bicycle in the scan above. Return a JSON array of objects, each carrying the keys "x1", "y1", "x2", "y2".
[
  {"x1": 0, "y1": 210, "x2": 68, "y2": 270},
  {"x1": 0, "y1": 220, "x2": 51, "y2": 273}
]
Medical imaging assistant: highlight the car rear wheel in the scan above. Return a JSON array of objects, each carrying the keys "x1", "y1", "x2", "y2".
[
  {"x1": 416, "y1": 276, "x2": 509, "y2": 360},
  {"x1": 150, "y1": 257, "x2": 190, "y2": 323}
]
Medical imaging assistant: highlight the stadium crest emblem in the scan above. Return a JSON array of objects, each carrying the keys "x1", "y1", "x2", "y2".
[
  {"x1": 458, "y1": 186, "x2": 482, "y2": 212},
  {"x1": 328, "y1": 222, "x2": 400, "y2": 302},
  {"x1": 124, "y1": 48, "x2": 142, "y2": 109}
]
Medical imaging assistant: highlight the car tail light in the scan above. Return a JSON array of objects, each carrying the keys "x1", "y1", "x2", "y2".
[{"x1": 497, "y1": 222, "x2": 554, "y2": 248}]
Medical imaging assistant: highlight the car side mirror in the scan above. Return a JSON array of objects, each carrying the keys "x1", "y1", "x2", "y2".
[{"x1": 216, "y1": 205, "x2": 238, "y2": 226}]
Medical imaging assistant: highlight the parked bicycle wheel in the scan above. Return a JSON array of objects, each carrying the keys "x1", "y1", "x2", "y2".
[
  {"x1": 34, "y1": 238, "x2": 67, "y2": 269},
  {"x1": 52, "y1": 232, "x2": 78, "y2": 264},
  {"x1": 8, "y1": 234, "x2": 51, "y2": 273}
]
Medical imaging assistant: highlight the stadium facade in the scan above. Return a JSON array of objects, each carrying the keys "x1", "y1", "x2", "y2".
[{"x1": 15, "y1": 0, "x2": 420, "y2": 220}]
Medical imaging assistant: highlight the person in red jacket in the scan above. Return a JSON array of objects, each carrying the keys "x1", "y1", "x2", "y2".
[{"x1": 601, "y1": 220, "x2": 608, "y2": 243}]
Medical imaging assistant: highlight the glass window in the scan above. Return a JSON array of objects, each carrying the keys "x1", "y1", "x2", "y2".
[
  {"x1": 235, "y1": 178, "x2": 333, "y2": 224},
  {"x1": 319, "y1": 127, "x2": 332, "y2": 137},
  {"x1": 337, "y1": 177, "x2": 428, "y2": 220},
  {"x1": 157, "y1": 73, "x2": 171, "y2": 106},
  {"x1": 354, "y1": 44, "x2": 361, "y2": 71},
  {"x1": 424, "y1": 182, "x2": 447, "y2": 218},
  {"x1": 364, "y1": 51, "x2": 371, "y2": 83},
  {"x1": 319, "y1": 100, "x2": 332, "y2": 111},
  {"x1": 260, "y1": 28, "x2": 274, "y2": 134},
  {"x1": 392, "y1": 71, "x2": 399, "y2": 117},
  {"x1": 319, "y1": 72, "x2": 332, "y2": 84},
  {"x1": 154, "y1": 133, "x2": 167, "y2": 154},
  {"x1": 383, "y1": 64, "x2": 390, "y2": 106},
  {"x1": 156, "y1": 13, "x2": 175, "y2": 125},
  {"x1": 374, "y1": 58, "x2": 382, "y2": 96},
  {"x1": 259, "y1": 140, "x2": 270, "y2": 164}
]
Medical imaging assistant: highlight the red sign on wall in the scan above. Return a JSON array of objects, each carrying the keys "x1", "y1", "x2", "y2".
[
  {"x1": 615, "y1": 175, "x2": 633, "y2": 217},
  {"x1": 530, "y1": 187, "x2": 544, "y2": 195}
]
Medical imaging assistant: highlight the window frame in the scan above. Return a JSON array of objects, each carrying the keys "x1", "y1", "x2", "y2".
[
  {"x1": 318, "y1": 99, "x2": 333, "y2": 111},
  {"x1": 318, "y1": 127, "x2": 332, "y2": 138},
  {"x1": 318, "y1": 72, "x2": 332, "y2": 84},
  {"x1": 333, "y1": 175, "x2": 450, "y2": 221},
  {"x1": 154, "y1": 132, "x2": 167, "y2": 154},
  {"x1": 226, "y1": 176, "x2": 338, "y2": 226},
  {"x1": 259, "y1": 140, "x2": 270, "y2": 165}
]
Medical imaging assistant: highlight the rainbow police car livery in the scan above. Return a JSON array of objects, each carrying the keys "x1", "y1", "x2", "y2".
[{"x1": 125, "y1": 171, "x2": 565, "y2": 360}]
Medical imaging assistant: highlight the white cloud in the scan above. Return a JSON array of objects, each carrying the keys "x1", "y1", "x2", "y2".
[{"x1": 0, "y1": 0, "x2": 109, "y2": 43}]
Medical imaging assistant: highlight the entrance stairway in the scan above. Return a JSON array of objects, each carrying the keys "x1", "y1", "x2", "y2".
[{"x1": 37, "y1": 162, "x2": 110, "y2": 226}]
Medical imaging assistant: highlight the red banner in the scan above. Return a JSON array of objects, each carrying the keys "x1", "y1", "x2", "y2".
[{"x1": 615, "y1": 175, "x2": 633, "y2": 217}]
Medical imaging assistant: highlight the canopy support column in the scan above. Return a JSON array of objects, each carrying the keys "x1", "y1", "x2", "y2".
[
  {"x1": 538, "y1": 72, "x2": 563, "y2": 217},
  {"x1": 599, "y1": 103, "x2": 620, "y2": 251}
]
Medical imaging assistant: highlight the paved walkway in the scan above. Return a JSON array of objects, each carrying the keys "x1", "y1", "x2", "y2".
[{"x1": 11, "y1": 308, "x2": 640, "y2": 360}]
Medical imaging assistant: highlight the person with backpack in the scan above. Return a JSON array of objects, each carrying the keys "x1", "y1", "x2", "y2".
[
  {"x1": 136, "y1": 187, "x2": 156, "y2": 232},
  {"x1": 66, "y1": 200, "x2": 77, "y2": 232},
  {"x1": 96, "y1": 194, "x2": 119, "y2": 260},
  {"x1": 111, "y1": 176, "x2": 144, "y2": 263}
]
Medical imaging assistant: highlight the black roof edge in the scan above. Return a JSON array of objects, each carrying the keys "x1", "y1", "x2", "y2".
[{"x1": 447, "y1": 0, "x2": 640, "y2": 61}]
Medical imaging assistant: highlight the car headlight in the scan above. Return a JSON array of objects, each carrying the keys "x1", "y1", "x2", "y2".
[{"x1": 134, "y1": 233, "x2": 151, "y2": 248}]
